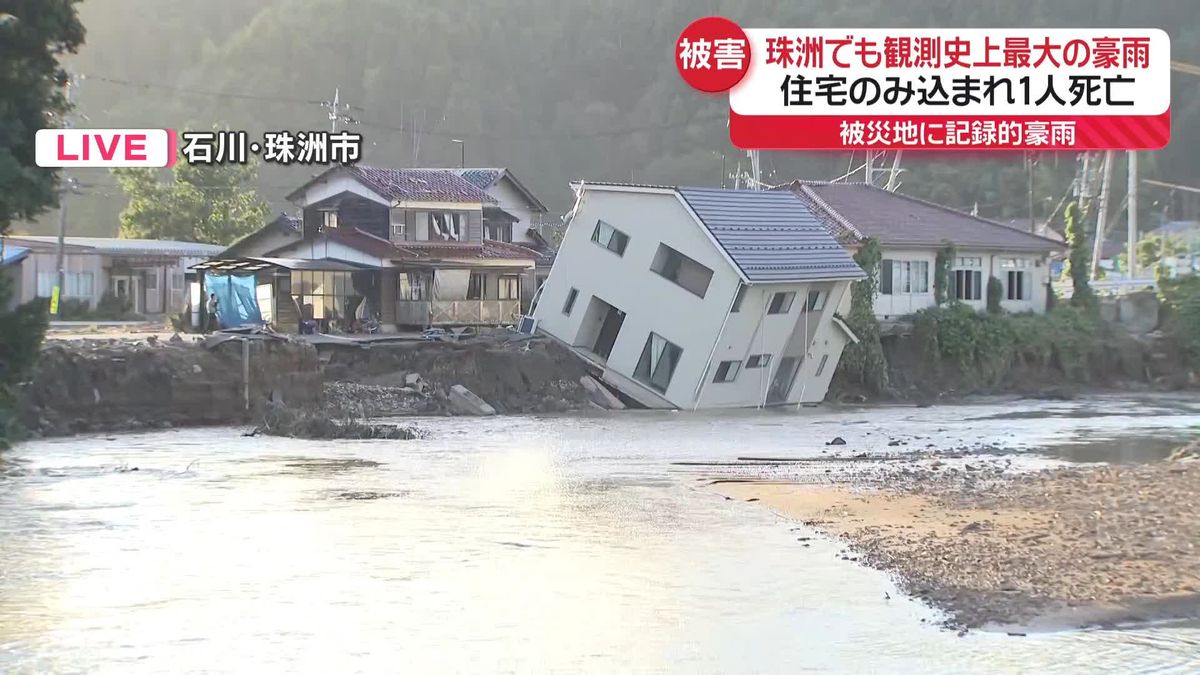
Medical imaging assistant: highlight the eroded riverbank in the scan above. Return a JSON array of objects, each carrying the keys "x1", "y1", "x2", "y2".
[{"x1": 711, "y1": 445, "x2": 1200, "y2": 632}]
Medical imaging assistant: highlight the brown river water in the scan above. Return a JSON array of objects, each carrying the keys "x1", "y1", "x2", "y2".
[{"x1": 1, "y1": 394, "x2": 1198, "y2": 673}]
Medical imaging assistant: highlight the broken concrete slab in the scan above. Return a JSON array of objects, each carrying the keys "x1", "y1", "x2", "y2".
[
  {"x1": 449, "y1": 384, "x2": 497, "y2": 416},
  {"x1": 580, "y1": 375, "x2": 626, "y2": 410}
]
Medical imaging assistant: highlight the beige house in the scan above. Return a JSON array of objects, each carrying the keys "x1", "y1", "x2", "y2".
[{"x1": 1, "y1": 235, "x2": 222, "y2": 315}]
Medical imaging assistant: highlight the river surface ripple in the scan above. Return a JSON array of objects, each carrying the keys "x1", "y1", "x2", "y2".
[{"x1": 1, "y1": 394, "x2": 1198, "y2": 673}]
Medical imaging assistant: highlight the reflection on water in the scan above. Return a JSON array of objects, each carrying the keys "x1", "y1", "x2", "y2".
[{"x1": 1, "y1": 395, "x2": 1199, "y2": 673}]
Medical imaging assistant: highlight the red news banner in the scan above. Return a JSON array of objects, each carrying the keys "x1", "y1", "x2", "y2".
[{"x1": 675, "y1": 18, "x2": 1171, "y2": 150}]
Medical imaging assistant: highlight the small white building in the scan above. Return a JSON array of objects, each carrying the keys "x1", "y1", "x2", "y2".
[
  {"x1": 790, "y1": 182, "x2": 1063, "y2": 319},
  {"x1": 531, "y1": 183, "x2": 865, "y2": 410}
]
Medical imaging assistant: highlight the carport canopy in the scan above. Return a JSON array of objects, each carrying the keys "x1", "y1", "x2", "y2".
[{"x1": 190, "y1": 256, "x2": 374, "y2": 273}]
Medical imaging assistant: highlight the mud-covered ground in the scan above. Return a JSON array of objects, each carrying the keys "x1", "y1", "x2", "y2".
[{"x1": 711, "y1": 444, "x2": 1200, "y2": 631}]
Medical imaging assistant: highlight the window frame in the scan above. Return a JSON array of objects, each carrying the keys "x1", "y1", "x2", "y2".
[
  {"x1": 634, "y1": 332, "x2": 683, "y2": 394},
  {"x1": 562, "y1": 287, "x2": 579, "y2": 315},
  {"x1": 590, "y1": 220, "x2": 629, "y2": 256},
  {"x1": 649, "y1": 243, "x2": 713, "y2": 299},
  {"x1": 767, "y1": 291, "x2": 795, "y2": 314},
  {"x1": 730, "y1": 285, "x2": 747, "y2": 313},
  {"x1": 712, "y1": 360, "x2": 741, "y2": 383},
  {"x1": 953, "y1": 269, "x2": 983, "y2": 301},
  {"x1": 467, "y1": 272, "x2": 486, "y2": 300},
  {"x1": 746, "y1": 354, "x2": 772, "y2": 369},
  {"x1": 498, "y1": 275, "x2": 521, "y2": 301},
  {"x1": 801, "y1": 289, "x2": 827, "y2": 312}
]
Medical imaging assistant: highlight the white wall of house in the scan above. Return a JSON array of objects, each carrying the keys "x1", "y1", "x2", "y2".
[
  {"x1": 692, "y1": 279, "x2": 851, "y2": 408},
  {"x1": 875, "y1": 247, "x2": 1050, "y2": 319},
  {"x1": 534, "y1": 188, "x2": 854, "y2": 409},
  {"x1": 246, "y1": 228, "x2": 302, "y2": 257},
  {"x1": 293, "y1": 172, "x2": 389, "y2": 207},
  {"x1": 485, "y1": 177, "x2": 539, "y2": 242},
  {"x1": 271, "y1": 237, "x2": 385, "y2": 268}
]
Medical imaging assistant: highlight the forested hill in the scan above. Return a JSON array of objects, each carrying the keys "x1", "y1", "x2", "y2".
[{"x1": 25, "y1": 0, "x2": 1200, "y2": 237}]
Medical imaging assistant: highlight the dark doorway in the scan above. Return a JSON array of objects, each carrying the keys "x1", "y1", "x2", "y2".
[
  {"x1": 594, "y1": 305, "x2": 626, "y2": 360},
  {"x1": 766, "y1": 356, "x2": 802, "y2": 405}
]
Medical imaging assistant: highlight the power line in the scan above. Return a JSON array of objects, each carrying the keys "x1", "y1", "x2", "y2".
[{"x1": 86, "y1": 74, "x2": 324, "y2": 105}]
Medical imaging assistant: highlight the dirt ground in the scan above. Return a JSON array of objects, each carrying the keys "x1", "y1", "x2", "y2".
[{"x1": 711, "y1": 450, "x2": 1200, "y2": 631}]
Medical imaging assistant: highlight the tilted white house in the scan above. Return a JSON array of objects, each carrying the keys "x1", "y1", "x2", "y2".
[{"x1": 531, "y1": 183, "x2": 865, "y2": 410}]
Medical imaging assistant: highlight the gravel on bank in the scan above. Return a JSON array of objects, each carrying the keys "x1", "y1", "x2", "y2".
[{"x1": 710, "y1": 447, "x2": 1200, "y2": 632}]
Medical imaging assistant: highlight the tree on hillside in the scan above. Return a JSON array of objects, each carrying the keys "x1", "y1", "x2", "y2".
[
  {"x1": 0, "y1": 0, "x2": 85, "y2": 446},
  {"x1": 114, "y1": 152, "x2": 270, "y2": 244}
]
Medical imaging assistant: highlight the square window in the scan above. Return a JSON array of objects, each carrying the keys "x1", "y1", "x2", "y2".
[
  {"x1": 591, "y1": 220, "x2": 629, "y2": 256},
  {"x1": 768, "y1": 292, "x2": 795, "y2": 314},
  {"x1": 713, "y1": 360, "x2": 741, "y2": 383}
]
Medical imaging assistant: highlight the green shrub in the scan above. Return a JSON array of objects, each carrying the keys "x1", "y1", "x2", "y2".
[
  {"x1": 911, "y1": 304, "x2": 1100, "y2": 390},
  {"x1": 986, "y1": 276, "x2": 1003, "y2": 314},
  {"x1": 1158, "y1": 275, "x2": 1200, "y2": 370}
]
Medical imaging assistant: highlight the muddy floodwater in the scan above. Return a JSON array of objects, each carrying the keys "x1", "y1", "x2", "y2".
[{"x1": 2, "y1": 395, "x2": 1198, "y2": 673}]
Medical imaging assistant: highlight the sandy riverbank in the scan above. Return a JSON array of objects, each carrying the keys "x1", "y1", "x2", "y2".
[{"x1": 711, "y1": 449, "x2": 1200, "y2": 632}]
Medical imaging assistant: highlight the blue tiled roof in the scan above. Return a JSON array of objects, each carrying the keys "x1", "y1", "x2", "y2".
[
  {"x1": 676, "y1": 187, "x2": 865, "y2": 283},
  {"x1": 0, "y1": 244, "x2": 29, "y2": 267},
  {"x1": 455, "y1": 168, "x2": 503, "y2": 190}
]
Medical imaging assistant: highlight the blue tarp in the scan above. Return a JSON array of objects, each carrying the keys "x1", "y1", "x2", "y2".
[{"x1": 206, "y1": 273, "x2": 263, "y2": 328}]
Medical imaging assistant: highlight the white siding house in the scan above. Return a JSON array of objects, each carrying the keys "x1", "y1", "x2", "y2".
[
  {"x1": 791, "y1": 182, "x2": 1062, "y2": 320},
  {"x1": 532, "y1": 184, "x2": 864, "y2": 410}
]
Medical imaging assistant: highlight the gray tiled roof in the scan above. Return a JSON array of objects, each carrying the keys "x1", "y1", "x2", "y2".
[
  {"x1": 675, "y1": 187, "x2": 866, "y2": 283},
  {"x1": 792, "y1": 182, "x2": 1063, "y2": 252},
  {"x1": 346, "y1": 166, "x2": 497, "y2": 204}
]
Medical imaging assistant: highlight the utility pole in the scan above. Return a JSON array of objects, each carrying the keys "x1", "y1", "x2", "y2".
[
  {"x1": 1026, "y1": 151, "x2": 1036, "y2": 233},
  {"x1": 885, "y1": 151, "x2": 903, "y2": 192},
  {"x1": 1128, "y1": 150, "x2": 1139, "y2": 278},
  {"x1": 1091, "y1": 150, "x2": 1114, "y2": 280},
  {"x1": 321, "y1": 87, "x2": 360, "y2": 133},
  {"x1": 53, "y1": 73, "x2": 77, "y2": 316}
]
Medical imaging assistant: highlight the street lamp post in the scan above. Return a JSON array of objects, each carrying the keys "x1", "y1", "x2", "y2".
[{"x1": 451, "y1": 139, "x2": 465, "y2": 168}]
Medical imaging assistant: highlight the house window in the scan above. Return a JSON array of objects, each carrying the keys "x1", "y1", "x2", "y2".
[
  {"x1": 391, "y1": 218, "x2": 406, "y2": 240},
  {"x1": 562, "y1": 287, "x2": 579, "y2": 315},
  {"x1": 730, "y1": 285, "x2": 747, "y2": 312},
  {"x1": 498, "y1": 275, "x2": 520, "y2": 301},
  {"x1": 322, "y1": 210, "x2": 339, "y2": 230},
  {"x1": 712, "y1": 360, "x2": 741, "y2": 383},
  {"x1": 815, "y1": 354, "x2": 830, "y2": 377},
  {"x1": 1007, "y1": 270, "x2": 1031, "y2": 300},
  {"x1": 485, "y1": 221, "x2": 513, "y2": 243},
  {"x1": 467, "y1": 272, "x2": 486, "y2": 300},
  {"x1": 291, "y1": 270, "x2": 358, "y2": 320},
  {"x1": 801, "y1": 289, "x2": 827, "y2": 312},
  {"x1": 36, "y1": 272, "x2": 54, "y2": 298},
  {"x1": 171, "y1": 271, "x2": 185, "y2": 291},
  {"x1": 956, "y1": 256, "x2": 983, "y2": 267},
  {"x1": 954, "y1": 269, "x2": 983, "y2": 301},
  {"x1": 880, "y1": 259, "x2": 929, "y2": 295},
  {"x1": 64, "y1": 272, "x2": 94, "y2": 298},
  {"x1": 1000, "y1": 257, "x2": 1031, "y2": 269},
  {"x1": 398, "y1": 272, "x2": 428, "y2": 301},
  {"x1": 634, "y1": 332, "x2": 683, "y2": 394},
  {"x1": 767, "y1": 292, "x2": 795, "y2": 314},
  {"x1": 428, "y1": 212, "x2": 464, "y2": 240},
  {"x1": 650, "y1": 244, "x2": 713, "y2": 298},
  {"x1": 144, "y1": 272, "x2": 158, "y2": 291},
  {"x1": 746, "y1": 354, "x2": 772, "y2": 369},
  {"x1": 591, "y1": 220, "x2": 629, "y2": 256}
]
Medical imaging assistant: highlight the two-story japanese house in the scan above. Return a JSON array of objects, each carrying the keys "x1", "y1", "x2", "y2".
[{"x1": 205, "y1": 165, "x2": 542, "y2": 332}]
